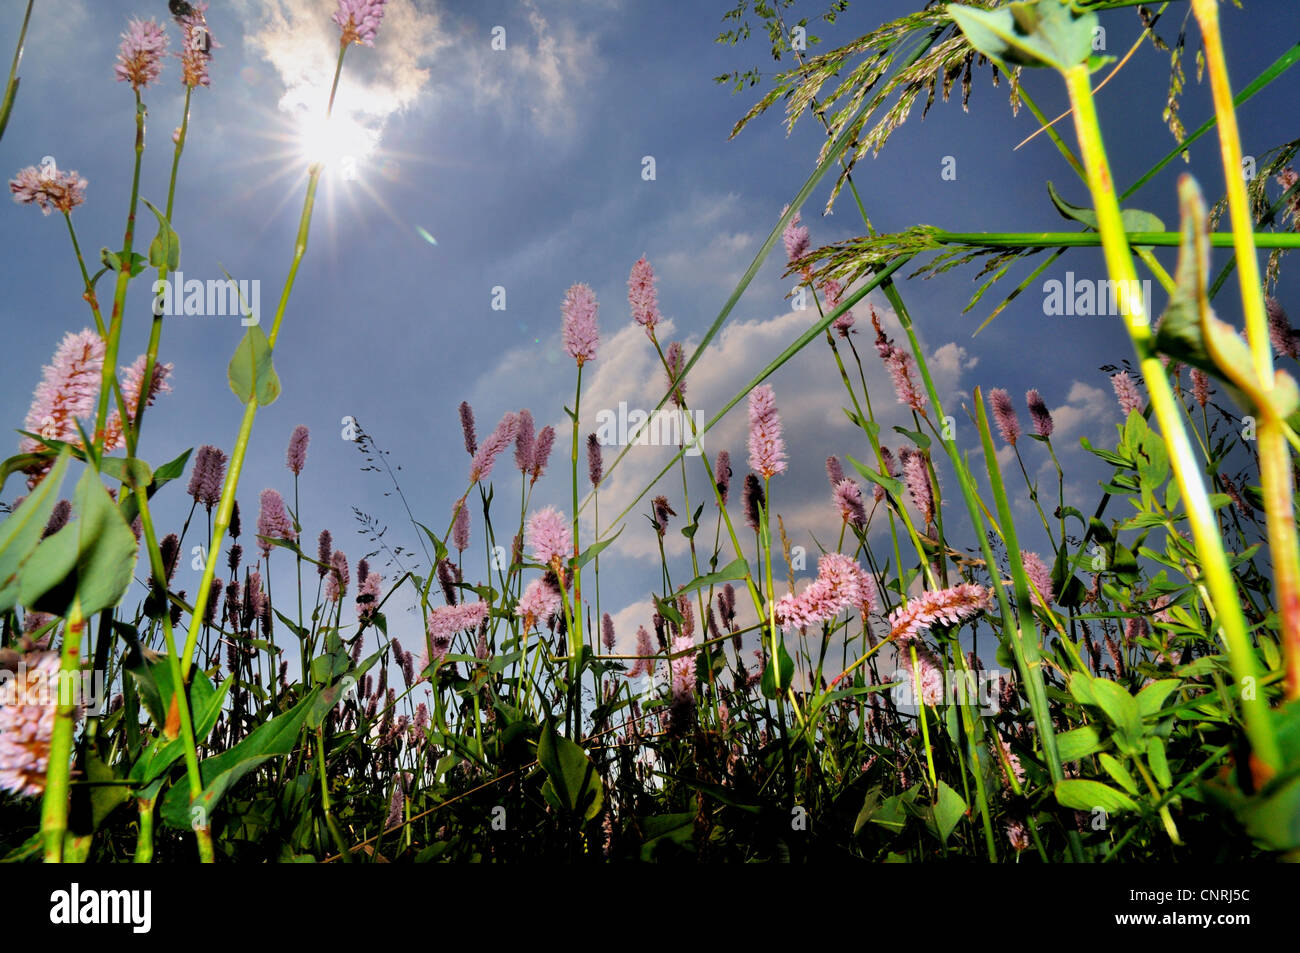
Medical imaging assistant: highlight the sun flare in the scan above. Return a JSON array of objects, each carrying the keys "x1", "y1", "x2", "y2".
[{"x1": 296, "y1": 109, "x2": 379, "y2": 178}]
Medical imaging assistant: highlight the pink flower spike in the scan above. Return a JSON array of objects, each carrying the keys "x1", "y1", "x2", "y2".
[
  {"x1": 886, "y1": 583, "x2": 991, "y2": 645},
  {"x1": 334, "y1": 0, "x2": 387, "y2": 47},
  {"x1": 176, "y1": 2, "x2": 218, "y2": 89},
  {"x1": 469, "y1": 412, "x2": 520, "y2": 483},
  {"x1": 452, "y1": 501, "x2": 471, "y2": 552},
  {"x1": 286, "y1": 425, "x2": 310, "y2": 475},
  {"x1": 561, "y1": 283, "x2": 599, "y2": 366},
  {"x1": 628, "y1": 256, "x2": 662, "y2": 336},
  {"x1": 526, "y1": 506, "x2": 571, "y2": 568},
  {"x1": 1021, "y1": 551, "x2": 1054, "y2": 607},
  {"x1": 516, "y1": 578, "x2": 561, "y2": 631},
  {"x1": 782, "y1": 206, "x2": 810, "y2": 264},
  {"x1": 1111, "y1": 371, "x2": 1143, "y2": 416},
  {"x1": 747, "y1": 384, "x2": 787, "y2": 479},
  {"x1": 989, "y1": 388, "x2": 1020, "y2": 447},
  {"x1": 256, "y1": 488, "x2": 297, "y2": 557},
  {"x1": 115, "y1": 18, "x2": 169, "y2": 90},
  {"x1": 1025, "y1": 389, "x2": 1054, "y2": 438},
  {"x1": 20, "y1": 329, "x2": 104, "y2": 478}
]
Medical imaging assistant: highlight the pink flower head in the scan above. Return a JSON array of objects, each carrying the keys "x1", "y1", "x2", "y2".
[
  {"x1": 452, "y1": 501, "x2": 471, "y2": 552},
  {"x1": 20, "y1": 329, "x2": 104, "y2": 468},
  {"x1": 782, "y1": 206, "x2": 810, "y2": 264},
  {"x1": 561, "y1": 283, "x2": 599, "y2": 366},
  {"x1": 325, "y1": 549, "x2": 350, "y2": 602},
  {"x1": 670, "y1": 635, "x2": 697, "y2": 703},
  {"x1": 871, "y1": 308, "x2": 926, "y2": 411},
  {"x1": 1111, "y1": 371, "x2": 1143, "y2": 416},
  {"x1": 187, "y1": 445, "x2": 227, "y2": 510},
  {"x1": 602, "y1": 613, "x2": 616, "y2": 651},
  {"x1": 286, "y1": 424, "x2": 310, "y2": 475},
  {"x1": 989, "y1": 388, "x2": 1020, "y2": 446},
  {"x1": 10, "y1": 165, "x2": 87, "y2": 216},
  {"x1": 747, "y1": 384, "x2": 787, "y2": 479},
  {"x1": 1025, "y1": 389, "x2": 1054, "y2": 438},
  {"x1": 1190, "y1": 368, "x2": 1210, "y2": 407},
  {"x1": 334, "y1": 0, "x2": 388, "y2": 47},
  {"x1": 898, "y1": 643, "x2": 946, "y2": 706},
  {"x1": 775, "y1": 553, "x2": 872, "y2": 631},
  {"x1": 822, "y1": 279, "x2": 855, "y2": 336},
  {"x1": 715, "y1": 449, "x2": 732, "y2": 505},
  {"x1": 458, "y1": 401, "x2": 477, "y2": 456},
  {"x1": 587, "y1": 432, "x2": 603, "y2": 487},
  {"x1": 530, "y1": 426, "x2": 556, "y2": 483},
  {"x1": 628, "y1": 256, "x2": 662, "y2": 335},
  {"x1": 526, "y1": 505, "x2": 571, "y2": 568},
  {"x1": 665, "y1": 341, "x2": 687, "y2": 408},
  {"x1": 1267, "y1": 297, "x2": 1298, "y2": 360},
  {"x1": 1021, "y1": 551, "x2": 1054, "y2": 607},
  {"x1": 469, "y1": 412, "x2": 520, "y2": 482},
  {"x1": 176, "y1": 2, "x2": 217, "y2": 88},
  {"x1": 0, "y1": 651, "x2": 83, "y2": 797},
  {"x1": 833, "y1": 479, "x2": 868, "y2": 528},
  {"x1": 353, "y1": 569, "x2": 379, "y2": 621},
  {"x1": 514, "y1": 409, "x2": 535, "y2": 474},
  {"x1": 426, "y1": 600, "x2": 488, "y2": 643},
  {"x1": 887, "y1": 583, "x2": 991, "y2": 645},
  {"x1": 899, "y1": 448, "x2": 934, "y2": 527},
  {"x1": 516, "y1": 577, "x2": 562, "y2": 630},
  {"x1": 627, "y1": 625, "x2": 655, "y2": 678},
  {"x1": 875, "y1": 446, "x2": 898, "y2": 503},
  {"x1": 256, "y1": 488, "x2": 296, "y2": 557},
  {"x1": 101, "y1": 353, "x2": 172, "y2": 454},
  {"x1": 115, "y1": 18, "x2": 169, "y2": 89}
]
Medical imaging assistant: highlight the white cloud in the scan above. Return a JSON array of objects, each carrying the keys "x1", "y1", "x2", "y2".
[
  {"x1": 463, "y1": 0, "x2": 601, "y2": 137},
  {"x1": 234, "y1": 0, "x2": 599, "y2": 143}
]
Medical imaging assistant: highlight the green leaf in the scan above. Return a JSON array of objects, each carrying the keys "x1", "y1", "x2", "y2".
[
  {"x1": 948, "y1": 0, "x2": 1098, "y2": 72},
  {"x1": 845, "y1": 453, "x2": 904, "y2": 501},
  {"x1": 574, "y1": 524, "x2": 624, "y2": 570},
  {"x1": 673, "y1": 557, "x2": 750, "y2": 595},
  {"x1": 760, "y1": 639, "x2": 795, "y2": 700},
  {"x1": 160, "y1": 689, "x2": 319, "y2": 829},
  {"x1": 1136, "y1": 679, "x2": 1181, "y2": 719},
  {"x1": 98, "y1": 456, "x2": 153, "y2": 490},
  {"x1": 19, "y1": 465, "x2": 139, "y2": 617},
  {"x1": 1057, "y1": 723, "x2": 1107, "y2": 761},
  {"x1": 86, "y1": 749, "x2": 130, "y2": 830},
  {"x1": 892, "y1": 426, "x2": 930, "y2": 451},
  {"x1": 1054, "y1": 778, "x2": 1138, "y2": 813},
  {"x1": 1089, "y1": 677, "x2": 1144, "y2": 752},
  {"x1": 536, "y1": 719, "x2": 603, "y2": 821},
  {"x1": 142, "y1": 198, "x2": 180, "y2": 270},
  {"x1": 930, "y1": 780, "x2": 967, "y2": 845},
  {"x1": 1099, "y1": 752, "x2": 1140, "y2": 795},
  {"x1": 138, "y1": 668, "x2": 231, "y2": 784},
  {"x1": 1147, "y1": 737, "x2": 1172, "y2": 789},
  {"x1": 227, "y1": 324, "x2": 281, "y2": 406},
  {"x1": 1047, "y1": 181, "x2": 1164, "y2": 236},
  {"x1": 152, "y1": 448, "x2": 192, "y2": 486},
  {"x1": 0, "y1": 447, "x2": 72, "y2": 613}
]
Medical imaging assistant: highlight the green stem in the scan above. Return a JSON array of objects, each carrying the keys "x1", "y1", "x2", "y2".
[
  {"x1": 181, "y1": 43, "x2": 339, "y2": 675},
  {"x1": 1062, "y1": 62, "x2": 1279, "y2": 770},
  {"x1": 1191, "y1": 0, "x2": 1300, "y2": 702}
]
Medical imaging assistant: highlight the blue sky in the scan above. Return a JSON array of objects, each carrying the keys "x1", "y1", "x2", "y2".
[{"x1": 2, "y1": 0, "x2": 1297, "y2": 671}]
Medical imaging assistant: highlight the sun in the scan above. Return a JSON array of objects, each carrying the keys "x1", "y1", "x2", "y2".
[{"x1": 296, "y1": 109, "x2": 379, "y2": 180}]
